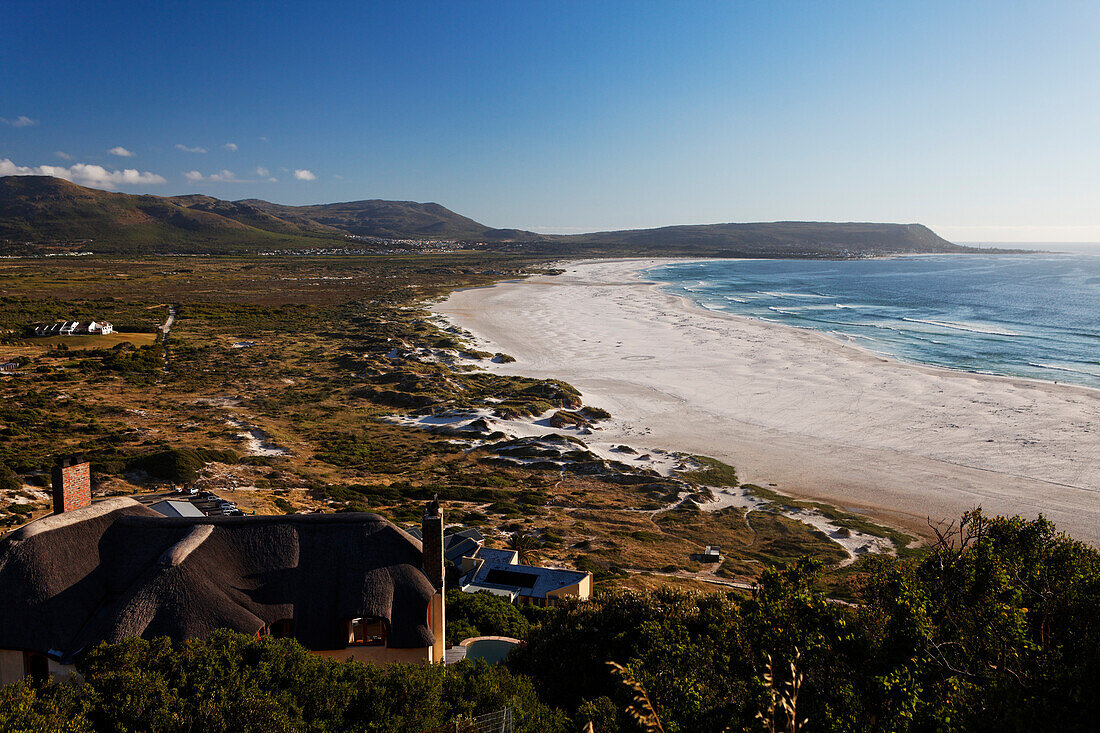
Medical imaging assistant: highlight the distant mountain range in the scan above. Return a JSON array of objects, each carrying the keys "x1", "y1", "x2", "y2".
[{"x1": 0, "y1": 175, "x2": 978, "y2": 256}]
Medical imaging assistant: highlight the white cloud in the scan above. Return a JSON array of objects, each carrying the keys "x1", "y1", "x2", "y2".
[
  {"x1": 224, "y1": 142, "x2": 238, "y2": 151},
  {"x1": 1, "y1": 116, "x2": 37, "y2": 127},
  {"x1": 255, "y1": 166, "x2": 269, "y2": 177},
  {"x1": 109, "y1": 146, "x2": 136, "y2": 157},
  {"x1": 175, "y1": 144, "x2": 207, "y2": 153},
  {"x1": 183, "y1": 169, "x2": 247, "y2": 183},
  {"x1": 55, "y1": 151, "x2": 73, "y2": 160},
  {"x1": 294, "y1": 169, "x2": 317, "y2": 181},
  {"x1": 0, "y1": 157, "x2": 166, "y2": 188}
]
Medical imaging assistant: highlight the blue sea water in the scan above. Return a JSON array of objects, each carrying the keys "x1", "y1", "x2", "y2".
[{"x1": 644, "y1": 251, "x2": 1100, "y2": 389}]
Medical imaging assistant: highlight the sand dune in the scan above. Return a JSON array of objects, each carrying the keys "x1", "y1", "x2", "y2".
[{"x1": 435, "y1": 259, "x2": 1100, "y2": 544}]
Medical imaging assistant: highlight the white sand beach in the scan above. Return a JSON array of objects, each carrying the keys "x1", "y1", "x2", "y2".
[{"x1": 435, "y1": 259, "x2": 1100, "y2": 544}]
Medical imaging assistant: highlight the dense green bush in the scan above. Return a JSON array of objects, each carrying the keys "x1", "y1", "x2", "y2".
[
  {"x1": 78, "y1": 343, "x2": 163, "y2": 378},
  {"x1": 126, "y1": 447, "x2": 238, "y2": 484},
  {"x1": 0, "y1": 461, "x2": 21, "y2": 492},
  {"x1": 511, "y1": 511, "x2": 1100, "y2": 732},
  {"x1": 447, "y1": 591, "x2": 532, "y2": 641},
  {"x1": 0, "y1": 632, "x2": 570, "y2": 733}
]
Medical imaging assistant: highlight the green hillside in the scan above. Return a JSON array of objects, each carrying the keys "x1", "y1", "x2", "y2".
[
  {"x1": 235, "y1": 198, "x2": 514, "y2": 240},
  {"x1": 0, "y1": 175, "x2": 978, "y2": 256},
  {"x1": 0, "y1": 177, "x2": 334, "y2": 254},
  {"x1": 559, "y1": 220, "x2": 966, "y2": 256}
]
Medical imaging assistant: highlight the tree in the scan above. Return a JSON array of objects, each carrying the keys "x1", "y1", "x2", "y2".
[
  {"x1": 507, "y1": 531, "x2": 543, "y2": 565},
  {"x1": 509, "y1": 587, "x2": 758, "y2": 732},
  {"x1": 860, "y1": 510, "x2": 1100, "y2": 731},
  {"x1": 511, "y1": 512, "x2": 1100, "y2": 732}
]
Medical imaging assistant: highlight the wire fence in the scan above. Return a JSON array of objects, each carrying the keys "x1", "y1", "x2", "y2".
[{"x1": 421, "y1": 707, "x2": 514, "y2": 733}]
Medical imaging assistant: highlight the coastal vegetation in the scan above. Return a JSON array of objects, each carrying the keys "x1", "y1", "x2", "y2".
[{"x1": 0, "y1": 252, "x2": 864, "y2": 591}]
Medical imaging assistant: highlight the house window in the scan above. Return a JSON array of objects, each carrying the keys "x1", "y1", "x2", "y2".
[
  {"x1": 269, "y1": 619, "x2": 295, "y2": 639},
  {"x1": 24, "y1": 652, "x2": 50, "y2": 684},
  {"x1": 348, "y1": 617, "x2": 386, "y2": 646}
]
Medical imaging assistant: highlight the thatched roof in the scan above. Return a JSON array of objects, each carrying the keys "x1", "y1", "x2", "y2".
[{"x1": 0, "y1": 499, "x2": 435, "y2": 661}]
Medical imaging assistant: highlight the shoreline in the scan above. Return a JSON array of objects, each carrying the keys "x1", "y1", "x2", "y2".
[{"x1": 434, "y1": 258, "x2": 1100, "y2": 544}]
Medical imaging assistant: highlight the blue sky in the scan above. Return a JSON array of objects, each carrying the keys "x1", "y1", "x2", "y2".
[{"x1": 2, "y1": 1, "x2": 1098, "y2": 241}]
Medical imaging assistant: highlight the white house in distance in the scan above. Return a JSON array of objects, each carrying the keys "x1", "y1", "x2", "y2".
[{"x1": 31, "y1": 321, "x2": 114, "y2": 337}]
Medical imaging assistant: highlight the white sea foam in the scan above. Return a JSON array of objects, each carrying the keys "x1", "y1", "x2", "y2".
[
  {"x1": 1028, "y1": 362, "x2": 1100, "y2": 377},
  {"x1": 760, "y1": 291, "x2": 830, "y2": 298},
  {"x1": 901, "y1": 318, "x2": 1021, "y2": 337},
  {"x1": 831, "y1": 331, "x2": 877, "y2": 342}
]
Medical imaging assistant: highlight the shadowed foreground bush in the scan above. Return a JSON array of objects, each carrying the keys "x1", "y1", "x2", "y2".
[
  {"x1": 0, "y1": 631, "x2": 569, "y2": 733},
  {"x1": 510, "y1": 510, "x2": 1100, "y2": 733}
]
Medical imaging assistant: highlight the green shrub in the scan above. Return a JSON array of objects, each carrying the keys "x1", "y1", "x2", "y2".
[
  {"x1": 0, "y1": 461, "x2": 21, "y2": 492},
  {"x1": 0, "y1": 631, "x2": 571, "y2": 733},
  {"x1": 273, "y1": 497, "x2": 296, "y2": 514},
  {"x1": 447, "y1": 590, "x2": 532, "y2": 640},
  {"x1": 126, "y1": 447, "x2": 238, "y2": 483},
  {"x1": 680, "y1": 455, "x2": 739, "y2": 487}
]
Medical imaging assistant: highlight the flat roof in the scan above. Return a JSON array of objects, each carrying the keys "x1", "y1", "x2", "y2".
[
  {"x1": 461, "y1": 584, "x2": 519, "y2": 601},
  {"x1": 148, "y1": 499, "x2": 206, "y2": 518},
  {"x1": 468, "y1": 560, "x2": 589, "y2": 599},
  {"x1": 475, "y1": 547, "x2": 519, "y2": 564}
]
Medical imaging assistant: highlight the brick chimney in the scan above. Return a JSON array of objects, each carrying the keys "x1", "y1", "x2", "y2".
[
  {"x1": 52, "y1": 454, "x2": 91, "y2": 514},
  {"x1": 422, "y1": 497, "x2": 445, "y2": 662}
]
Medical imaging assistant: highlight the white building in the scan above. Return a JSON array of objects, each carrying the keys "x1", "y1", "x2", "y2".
[{"x1": 32, "y1": 320, "x2": 114, "y2": 336}]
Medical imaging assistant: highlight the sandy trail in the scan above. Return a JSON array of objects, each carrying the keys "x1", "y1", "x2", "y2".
[{"x1": 435, "y1": 259, "x2": 1100, "y2": 544}]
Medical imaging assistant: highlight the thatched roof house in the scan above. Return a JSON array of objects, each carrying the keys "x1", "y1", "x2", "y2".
[{"x1": 0, "y1": 497, "x2": 446, "y2": 683}]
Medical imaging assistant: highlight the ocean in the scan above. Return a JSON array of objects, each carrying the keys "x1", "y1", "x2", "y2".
[{"x1": 644, "y1": 249, "x2": 1100, "y2": 390}]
